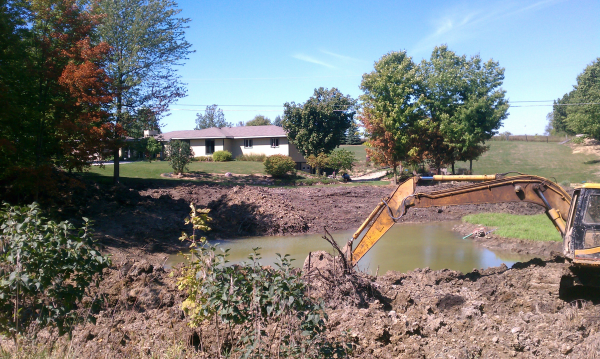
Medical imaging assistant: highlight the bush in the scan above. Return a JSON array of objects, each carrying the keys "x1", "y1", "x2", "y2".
[
  {"x1": 0, "y1": 203, "x2": 110, "y2": 341},
  {"x1": 177, "y1": 205, "x2": 350, "y2": 358},
  {"x1": 193, "y1": 156, "x2": 212, "y2": 162},
  {"x1": 328, "y1": 149, "x2": 355, "y2": 172},
  {"x1": 212, "y1": 150, "x2": 232, "y2": 162},
  {"x1": 167, "y1": 140, "x2": 194, "y2": 174},
  {"x1": 572, "y1": 135, "x2": 587, "y2": 144},
  {"x1": 235, "y1": 153, "x2": 266, "y2": 162},
  {"x1": 306, "y1": 153, "x2": 329, "y2": 176},
  {"x1": 264, "y1": 154, "x2": 296, "y2": 177}
]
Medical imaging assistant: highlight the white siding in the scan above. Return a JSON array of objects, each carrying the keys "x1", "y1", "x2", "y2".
[
  {"x1": 190, "y1": 139, "x2": 224, "y2": 157},
  {"x1": 231, "y1": 137, "x2": 291, "y2": 158}
]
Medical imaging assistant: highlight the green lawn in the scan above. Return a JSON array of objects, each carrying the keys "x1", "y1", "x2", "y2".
[
  {"x1": 86, "y1": 160, "x2": 265, "y2": 180},
  {"x1": 462, "y1": 213, "x2": 562, "y2": 242},
  {"x1": 455, "y1": 141, "x2": 600, "y2": 184}
]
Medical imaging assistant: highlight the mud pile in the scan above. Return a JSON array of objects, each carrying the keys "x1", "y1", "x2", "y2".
[{"x1": 314, "y1": 257, "x2": 600, "y2": 358}]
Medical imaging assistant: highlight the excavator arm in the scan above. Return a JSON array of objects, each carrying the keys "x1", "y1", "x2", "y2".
[{"x1": 347, "y1": 175, "x2": 572, "y2": 267}]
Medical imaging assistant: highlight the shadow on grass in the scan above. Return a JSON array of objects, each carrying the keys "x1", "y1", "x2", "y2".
[{"x1": 584, "y1": 159, "x2": 600, "y2": 165}]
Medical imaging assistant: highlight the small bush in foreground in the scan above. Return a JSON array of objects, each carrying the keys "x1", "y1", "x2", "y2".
[
  {"x1": 167, "y1": 140, "x2": 194, "y2": 174},
  {"x1": 212, "y1": 150, "x2": 232, "y2": 162},
  {"x1": 177, "y1": 204, "x2": 350, "y2": 358},
  {"x1": 328, "y1": 149, "x2": 355, "y2": 173},
  {"x1": 264, "y1": 154, "x2": 296, "y2": 177},
  {"x1": 236, "y1": 153, "x2": 266, "y2": 162},
  {"x1": 0, "y1": 203, "x2": 110, "y2": 343}
]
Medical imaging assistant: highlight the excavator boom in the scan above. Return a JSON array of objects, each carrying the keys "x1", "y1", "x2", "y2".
[{"x1": 349, "y1": 175, "x2": 572, "y2": 267}]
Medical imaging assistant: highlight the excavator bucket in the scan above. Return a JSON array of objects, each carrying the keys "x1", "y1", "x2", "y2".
[{"x1": 349, "y1": 177, "x2": 417, "y2": 267}]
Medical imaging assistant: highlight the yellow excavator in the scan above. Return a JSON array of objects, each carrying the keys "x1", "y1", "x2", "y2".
[{"x1": 346, "y1": 174, "x2": 600, "y2": 267}]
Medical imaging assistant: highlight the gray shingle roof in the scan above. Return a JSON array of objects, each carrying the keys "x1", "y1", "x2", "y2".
[{"x1": 156, "y1": 125, "x2": 286, "y2": 141}]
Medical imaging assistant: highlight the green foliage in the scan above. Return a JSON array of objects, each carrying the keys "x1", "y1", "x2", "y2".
[
  {"x1": 97, "y1": 0, "x2": 193, "y2": 183},
  {"x1": 193, "y1": 156, "x2": 213, "y2": 162},
  {"x1": 327, "y1": 149, "x2": 355, "y2": 172},
  {"x1": 0, "y1": 203, "x2": 110, "y2": 340},
  {"x1": 167, "y1": 140, "x2": 194, "y2": 174},
  {"x1": 264, "y1": 154, "x2": 296, "y2": 177},
  {"x1": 565, "y1": 58, "x2": 600, "y2": 139},
  {"x1": 246, "y1": 115, "x2": 271, "y2": 126},
  {"x1": 306, "y1": 153, "x2": 330, "y2": 176},
  {"x1": 572, "y1": 136, "x2": 586, "y2": 144},
  {"x1": 212, "y1": 150, "x2": 232, "y2": 162},
  {"x1": 283, "y1": 87, "x2": 357, "y2": 157},
  {"x1": 344, "y1": 121, "x2": 363, "y2": 145},
  {"x1": 463, "y1": 213, "x2": 562, "y2": 242},
  {"x1": 195, "y1": 105, "x2": 231, "y2": 129},
  {"x1": 144, "y1": 137, "x2": 162, "y2": 162},
  {"x1": 236, "y1": 153, "x2": 266, "y2": 162},
  {"x1": 274, "y1": 115, "x2": 283, "y2": 127},
  {"x1": 177, "y1": 205, "x2": 350, "y2": 358}
]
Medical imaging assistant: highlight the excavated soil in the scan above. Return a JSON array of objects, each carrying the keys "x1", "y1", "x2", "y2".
[{"x1": 5, "y1": 180, "x2": 596, "y2": 358}]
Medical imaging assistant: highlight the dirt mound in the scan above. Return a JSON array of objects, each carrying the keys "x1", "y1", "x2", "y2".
[
  {"x1": 309, "y1": 258, "x2": 600, "y2": 358},
  {"x1": 207, "y1": 185, "x2": 312, "y2": 236}
]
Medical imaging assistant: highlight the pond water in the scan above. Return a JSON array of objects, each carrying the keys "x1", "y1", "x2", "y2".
[{"x1": 166, "y1": 222, "x2": 532, "y2": 275}]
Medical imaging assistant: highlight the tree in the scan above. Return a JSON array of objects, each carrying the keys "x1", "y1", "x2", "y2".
[
  {"x1": 195, "y1": 104, "x2": 231, "y2": 129},
  {"x1": 246, "y1": 115, "x2": 271, "y2": 126},
  {"x1": 283, "y1": 87, "x2": 357, "y2": 157},
  {"x1": 235, "y1": 120, "x2": 245, "y2": 127},
  {"x1": 550, "y1": 92, "x2": 575, "y2": 135},
  {"x1": 273, "y1": 115, "x2": 283, "y2": 127},
  {"x1": 345, "y1": 120, "x2": 363, "y2": 145},
  {"x1": 327, "y1": 149, "x2": 355, "y2": 173},
  {"x1": 144, "y1": 137, "x2": 162, "y2": 161},
  {"x1": 1, "y1": 0, "x2": 113, "y2": 201},
  {"x1": 306, "y1": 153, "x2": 329, "y2": 176},
  {"x1": 359, "y1": 108, "x2": 405, "y2": 183},
  {"x1": 167, "y1": 140, "x2": 194, "y2": 174},
  {"x1": 419, "y1": 46, "x2": 507, "y2": 173},
  {"x1": 359, "y1": 50, "x2": 423, "y2": 177},
  {"x1": 97, "y1": 0, "x2": 193, "y2": 184},
  {"x1": 565, "y1": 58, "x2": 600, "y2": 139},
  {"x1": 122, "y1": 107, "x2": 161, "y2": 139}
]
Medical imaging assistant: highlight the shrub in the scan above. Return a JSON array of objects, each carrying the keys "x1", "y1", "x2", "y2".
[
  {"x1": 212, "y1": 150, "x2": 232, "y2": 162},
  {"x1": 307, "y1": 153, "x2": 329, "y2": 176},
  {"x1": 572, "y1": 135, "x2": 587, "y2": 144},
  {"x1": 167, "y1": 140, "x2": 194, "y2": 174},
  {"x1": 328, "y1": 149, "x2": 355, "y2": 172},
  {"x1": 177, "y1": 204, "x2": 350, "y2": 358},
  {"x1": 264, "y1": 154, "x2": 296, "y2": 177},
  {"x1": 235, "y1": 153, "x2": 266, "y2": 162},
  {"x1": 0, "y1": 203, "x2": 110, "y2": 341},
  {"x1": 193, "y1": 156, "x2": 212, "y2": 162}
]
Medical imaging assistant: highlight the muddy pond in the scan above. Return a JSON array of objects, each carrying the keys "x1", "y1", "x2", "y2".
[{"x1": 167, "y1": 222, "x2": 533, "y2": 274}]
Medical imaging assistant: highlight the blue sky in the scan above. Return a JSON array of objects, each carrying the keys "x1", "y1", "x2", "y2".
[{"x1": 163, "y1": 0, "x2": 599, "y2": 135}]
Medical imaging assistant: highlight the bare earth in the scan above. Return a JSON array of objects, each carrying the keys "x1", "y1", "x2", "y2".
[{"x1": 5, "y1": 180, "x2": 598, "y2": 358}]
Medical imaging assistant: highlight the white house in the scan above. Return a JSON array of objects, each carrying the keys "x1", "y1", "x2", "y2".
[{"x1": 157, "y1": 125, "x2": 308, "y2": 169}]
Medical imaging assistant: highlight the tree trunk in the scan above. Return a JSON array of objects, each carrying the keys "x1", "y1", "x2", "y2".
[
  {"x1": 469, "y1": 159, "x2": 473, "y2": 174},
  {"x1": 113, "y1": 93, "x2": 122, "y2": 184},
  {"x1": 451, "y1": 162, "x2": 455, "y2": 175},
  {"x1": 393, "y1": 165, "x2": 398, "y2": 185}
]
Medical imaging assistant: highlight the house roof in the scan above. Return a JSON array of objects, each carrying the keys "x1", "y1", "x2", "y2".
[{"x1": 156, "y1": 125, "x2": 287, "y2": 141}]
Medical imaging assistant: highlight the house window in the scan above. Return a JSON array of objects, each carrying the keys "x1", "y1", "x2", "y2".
[
  {"x1": 206, "y1": 139, "x2": 215, "y2": 154},
  {"x1": 271, "y1": 138, "x2": 279, "y2": 148},
  {"x1": 244, "y1": 139, "x2": 253, "y2": 148}
]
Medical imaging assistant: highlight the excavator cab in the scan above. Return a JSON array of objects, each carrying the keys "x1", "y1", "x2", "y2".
[{"x1": 566, "y1": 184, "x2": 600, "y2": 265}]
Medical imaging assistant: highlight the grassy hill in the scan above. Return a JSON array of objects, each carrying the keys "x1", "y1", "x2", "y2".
[{"x1": 456, "y1": 141, "x2": 600, "y2": 184}]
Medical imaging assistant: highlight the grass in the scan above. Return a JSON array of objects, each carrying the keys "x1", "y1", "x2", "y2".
[
  {"x1": 86, "y1": 160, "x2": 266, "y2": 180},
  {"x1": 455, "y1": 141, "x2": 600, "y2": 184},
  {"x1": 462, "y1": 213, "x2": 562, "y2": 242}
]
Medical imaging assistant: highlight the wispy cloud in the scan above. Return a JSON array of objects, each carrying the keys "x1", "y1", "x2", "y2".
[
  {"x1": 292, "y1": 54, "x2": 336, "y2": 69},
  {"x1": 412, "y1": 0, "x2": 565, "y2": 54},
  {"x1": 320, "y1": 50, "x2": 363, "y2": 63}
]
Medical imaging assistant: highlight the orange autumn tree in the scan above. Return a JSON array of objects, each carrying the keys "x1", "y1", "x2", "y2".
[
  {"x1": 358, "y1": 108, "x2": 404, "y2": 184},
  {"x1": 0, "y1": 0, "x2": 115, "y2": 202}
]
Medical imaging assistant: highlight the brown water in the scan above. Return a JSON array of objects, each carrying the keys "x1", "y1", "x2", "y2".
[{"x1": 166, "y1": 222, "x2": 532, "y2": 274}]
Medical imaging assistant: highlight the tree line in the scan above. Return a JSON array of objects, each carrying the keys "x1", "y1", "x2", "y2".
[
  {"x1": 281, "y1": 45, "x2": 508, "y2": 180},
  {"x1": 0, "y1": 0, "x2": 192, "y2": 202},
  {"x1": 547, "y1": 58, "x2": 600, "y2": 140}
]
